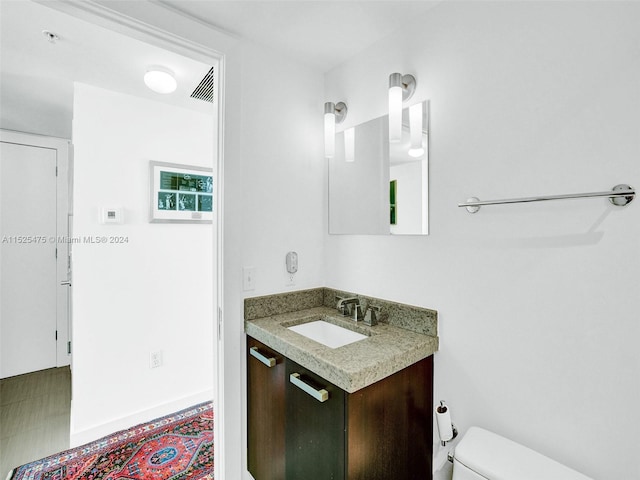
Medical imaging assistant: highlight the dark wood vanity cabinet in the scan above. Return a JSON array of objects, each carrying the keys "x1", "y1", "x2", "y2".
[{"x1": 247, "y1": 336, "x2": 434, "y2": 480}]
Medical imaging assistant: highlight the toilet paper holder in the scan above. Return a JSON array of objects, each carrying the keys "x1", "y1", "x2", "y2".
[
  {"x1": 437, "y1": 400, "x2": 458, "y2": 446},
  {"x1": 442, "y1": 424, "x2": 459, "y2": 447}
]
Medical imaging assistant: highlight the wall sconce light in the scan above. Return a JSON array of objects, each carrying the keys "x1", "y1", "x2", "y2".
[
  {"x1": 388, "y1": 73, "x2": 416, "y2": 143},
  {"x1": 408, "y1": 102, "x2": 425, "y2": 158},
  {"x1": 324, "y1": 101, "x2": 347, "y2": 158},
  {"x1": 144, "y1": 66, "x2": 177, "y2": 94},
  {"x1": 344, "y1": 127, "x2": 355, "y2": 162}
]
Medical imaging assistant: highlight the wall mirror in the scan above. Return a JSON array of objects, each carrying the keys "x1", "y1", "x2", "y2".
[{"x1": 328, "y1": 101, "x2": 429, "y2": 235}]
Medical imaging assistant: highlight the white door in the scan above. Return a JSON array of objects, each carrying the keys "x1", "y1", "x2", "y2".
[{"x1": 1, "y1": 140, "x2": 58, "y2": 377}]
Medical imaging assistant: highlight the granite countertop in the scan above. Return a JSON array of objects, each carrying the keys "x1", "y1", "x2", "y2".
[{"x1": 245, "y1": 305, "x2": 439, "y2": 393}]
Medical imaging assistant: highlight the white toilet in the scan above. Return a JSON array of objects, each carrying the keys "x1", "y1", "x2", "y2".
[{"x1": 452, "y1": 427, "x2": 593, "y2": 480}]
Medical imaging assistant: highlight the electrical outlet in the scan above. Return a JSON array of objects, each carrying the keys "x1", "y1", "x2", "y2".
[{"x1": 150, "y1": 350, "x2": 163, "y2": 369}]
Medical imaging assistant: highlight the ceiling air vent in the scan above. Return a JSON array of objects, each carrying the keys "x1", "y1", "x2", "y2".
[{"x1": 190, "y1": 67, "x2": 215, "y2": 103}]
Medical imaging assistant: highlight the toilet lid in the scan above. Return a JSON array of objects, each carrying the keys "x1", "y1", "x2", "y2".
[{"x1": 455, "y1": 427, "x2": 593, "y2": 480}]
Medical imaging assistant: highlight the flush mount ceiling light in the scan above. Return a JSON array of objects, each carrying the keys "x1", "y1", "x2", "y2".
[
  {"x1": 324, "y1": 101, "x2": 348, "y2": 158},
  {"x1": 144, "y1": 66, "x2": 177, "y2": 94},
  {"x1": 388, "y1": 73, "x2": 416, "y2": 143}
]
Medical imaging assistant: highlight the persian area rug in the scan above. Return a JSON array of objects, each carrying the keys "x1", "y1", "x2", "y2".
[{"x1": 9, "y1": 402, "x2": 213, "y2": 480}]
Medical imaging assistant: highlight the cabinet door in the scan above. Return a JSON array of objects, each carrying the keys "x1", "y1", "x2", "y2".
[
  {"x1": 285, "y1": 358, "x2": 345, "y2": 480},
  {"x1": 247, "y1": 337, "x2": 286, "y2": 480},
  {"x1": 345, "y1": 355, "x2": 434, "y2": 480}
]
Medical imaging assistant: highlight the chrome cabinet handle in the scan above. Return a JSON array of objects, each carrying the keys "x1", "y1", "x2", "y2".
[
  {"x1": 289, "y1": 373, "x2": 329, "y2": 402},
  {"x1": 249, "y1": 346, "x2": 276, "y2": 368},
  {"x1": 61, "y1": 280, "x2": 72, "y2": 286}
]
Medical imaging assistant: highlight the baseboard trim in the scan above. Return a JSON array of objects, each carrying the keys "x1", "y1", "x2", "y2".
[{"x1": 70, "y1": 389, "x2": 213, "y2": 447}]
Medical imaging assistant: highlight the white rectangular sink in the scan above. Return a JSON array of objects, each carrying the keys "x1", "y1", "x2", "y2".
[{"x1": 288, "y1": 320, "x2": 367, "y2": 349}]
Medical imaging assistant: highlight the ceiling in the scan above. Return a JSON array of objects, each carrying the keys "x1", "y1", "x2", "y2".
[
  {"x1": 158, "y1": 1, "x2": 442, "y2": 72},
  {"x1": 0, "y1": 0, "x2": 441, "y2": 139},
  {"x1": 0, "y1": 0, "x2": 215, "y2": 138}
]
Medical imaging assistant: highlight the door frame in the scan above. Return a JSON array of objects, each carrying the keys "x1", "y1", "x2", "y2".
[{"x1": 0, "y1": 129, "x2": 71, "y2": 372}]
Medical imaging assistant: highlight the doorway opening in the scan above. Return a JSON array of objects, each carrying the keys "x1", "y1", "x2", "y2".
[{"x1": 0, "y1": 1, "x2": 223, "y2": 475}]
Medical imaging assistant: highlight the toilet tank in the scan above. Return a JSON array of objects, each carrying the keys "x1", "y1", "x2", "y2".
[{"x1": 452, "y1": 427, "x2": 593, "y2": 480}]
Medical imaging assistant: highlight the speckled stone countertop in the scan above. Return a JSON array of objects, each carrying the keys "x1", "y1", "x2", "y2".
[{"x1": 245, "y1": 304, "x2": 439, "y2": 393}]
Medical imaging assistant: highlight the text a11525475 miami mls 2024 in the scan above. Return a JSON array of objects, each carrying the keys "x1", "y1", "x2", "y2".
[{"x1": 1, "y1": 235, "x2": 129, "y2": 244}]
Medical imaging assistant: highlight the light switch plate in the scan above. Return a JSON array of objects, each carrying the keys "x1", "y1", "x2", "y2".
[
  {"x1": 243, "y1": 266, "x2": 256, "y2": 291},
  {"x1": 149, "y1": 350, "x2": 162, "y2": 369}
]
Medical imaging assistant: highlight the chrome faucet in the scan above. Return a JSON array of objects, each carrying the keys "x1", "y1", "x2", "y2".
[{"x1": 335, "y1": 296, "x2": 363, "y2": 321}]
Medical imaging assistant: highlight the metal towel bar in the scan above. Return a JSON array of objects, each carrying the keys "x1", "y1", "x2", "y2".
[{"x1": 459, "y1": 184, "x2": 635, "y2": 213}]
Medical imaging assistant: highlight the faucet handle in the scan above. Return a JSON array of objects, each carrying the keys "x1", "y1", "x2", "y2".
[
  {"x1": 364, "y1": 305, "x2": 385, "y2": 326},
  {"x1": 364, "y1": 307, "x2": 377, "y2": 326}
]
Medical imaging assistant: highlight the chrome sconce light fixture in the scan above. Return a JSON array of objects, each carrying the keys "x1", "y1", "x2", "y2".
[
  {"x1": 324, "y1": 101, "x2": 347, "y2": 158},
  {"x1": 388, "y1": 73, "x2": 416, "y2": 143}
]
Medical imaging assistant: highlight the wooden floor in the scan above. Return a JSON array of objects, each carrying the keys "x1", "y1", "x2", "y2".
[{"x1": 0, "y1": 367, "x2": 71, "y2": 478}]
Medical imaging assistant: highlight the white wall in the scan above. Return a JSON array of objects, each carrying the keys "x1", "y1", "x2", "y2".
[
  {"x1": 325, "y1": 2, "x2": 640, "y2": 479},
  {"x1": 236, "y1": 46, "x2": 325, "y2": 295},
  {"x1": 222, "y1": 40, "x2": 326, "y2": 480},
  {"x1": 71, "y1": 83, "x2": 215, "y2": 444}
]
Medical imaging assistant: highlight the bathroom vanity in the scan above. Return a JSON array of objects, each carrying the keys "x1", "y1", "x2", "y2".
[{"x1": 245, "y1": 288, "x2": 439, "y2": 480}]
